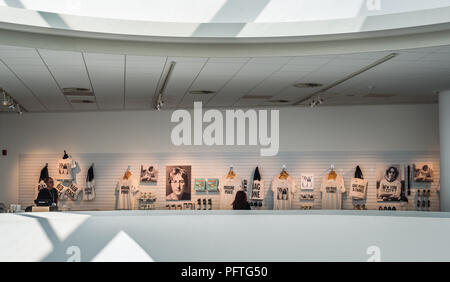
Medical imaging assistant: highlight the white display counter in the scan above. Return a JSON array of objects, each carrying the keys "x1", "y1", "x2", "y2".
[{"x1": 1, "y1": 210, "x2": 449, "y2": 262}]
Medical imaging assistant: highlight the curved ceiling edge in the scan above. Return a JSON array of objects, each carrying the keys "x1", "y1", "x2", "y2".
[{"x1": 1, "y1": 27, "x2": 450, "y2": 57}]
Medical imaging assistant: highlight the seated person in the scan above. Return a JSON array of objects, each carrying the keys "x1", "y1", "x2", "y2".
[
  {"x1": 35, "y1": 177, "x2": 58, "y2": 208},
  {"x1": 232, "y1": 191, "x2": 251, "y2": 210}
]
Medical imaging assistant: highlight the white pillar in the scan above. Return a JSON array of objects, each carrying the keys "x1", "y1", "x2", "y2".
[{"x1": 439, "y1": 90, "x2": 450, "y2": 211}]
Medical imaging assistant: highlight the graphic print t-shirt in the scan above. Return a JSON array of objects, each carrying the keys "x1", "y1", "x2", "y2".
[
  {"x1": 271, "y1": 176, "x2": 296, "y2": 210},
  {"x1": 349, "y1": 178, "x2": 367, "y2": 199},
  {"x1": 219, "y1": 176, "x2": 242, "y2": 210},
  {"x1": 320, "y1": 175, "x2": 345, "y2": 210},
  {"x1": 65, "y1": 182, "x2": 82, "y2": 200},
  {"x1": 250, "y1": 180, "x2": 265, "y2": 201},
  {"x1": 56, "y1": 157, "x2": 76, "y2": 180},
  {"x1": 378, "y1": 178, "x2": 401, "y2": 199},
  {"x1": 117, "y1": 177, "x2": 139, "y2": 210},
  {"x1": 54, "y1": 181, "x2": 68, "y2": 200}
]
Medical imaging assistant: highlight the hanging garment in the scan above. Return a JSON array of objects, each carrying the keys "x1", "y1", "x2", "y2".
[
  {"x1": 250, "y1": 167, "x2": 265, "y2": 201},
  {"x1": 84, "y1": 165, "x2": 96, "y2": 201},
  {"x1": 219, "y1": 175, "x2": 242, "y2": 210},
  {"x1": 320, "y1": 174, "x2": 346, "y2": 210},
  {"x1": 349, "y1": 166, "x2": 367, "y2": 200},
  {"x1": 117, "y1": 177, "x2": 139, "y2": 210},
  {"x1": 35, "y1": 165, "x2": 49, "y2": 199},
  {"x1": 271, "y1": 175, "x2": 296, "y2": 210},
  {"x1": 56, "y1": 157, "x2": 76, "y2": 181}
]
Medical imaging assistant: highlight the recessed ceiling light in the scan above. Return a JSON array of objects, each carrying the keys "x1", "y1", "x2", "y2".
[
  {"x1": 63, "y1": 87, "x2": 94, "y2": 96},
  {"x1": 293, "y1": 83, "x2": 323, "y2": 88},
  {"x1": 189, "y1": 90, "x2": 216, "y2": 95},
  {"x1": 70, "y1": 99, "x2": 95, "y2": 104}
]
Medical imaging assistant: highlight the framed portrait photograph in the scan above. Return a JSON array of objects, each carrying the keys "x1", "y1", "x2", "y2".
[
  {"x1": 166, "y1": 165, "x2": 191, "y2": 201},
  {"x1": 414, "y1": 163, "x2": 434, "y2": 182},
  {"x1": 140, "y1": 165, "x2": 158, "y2": 183},
  {"x1": 376, "y1": 164, "x2": 405, "y2": 202},
  {"x1": 300, "y1": 173, "x2": 314, "y2": 190}
]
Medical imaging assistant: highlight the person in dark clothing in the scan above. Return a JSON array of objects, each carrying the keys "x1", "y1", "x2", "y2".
[
  {"x1": 35, "y1": 177, "x2": 58, "y2": 207},
  {"x1": 232, "y1": 190, "x2": 251, "y2": 210}
]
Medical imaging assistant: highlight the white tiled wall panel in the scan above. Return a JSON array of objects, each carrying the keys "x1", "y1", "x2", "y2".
[{"x1": 19, "y1": 151, "x2": 440, "y2": 212}]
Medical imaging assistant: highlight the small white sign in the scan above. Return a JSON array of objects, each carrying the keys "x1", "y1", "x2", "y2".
[{"x1": 300, "y1": 173, "x2": 314, "y2": 190}]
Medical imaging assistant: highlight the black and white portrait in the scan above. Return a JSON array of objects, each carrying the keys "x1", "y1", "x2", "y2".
[
  {"x1": 166, "y1": 165, "x2": 191, "y2": 201},
  {"x1": 376, "y1": 164, "x2": 405, "y2": 201},
  {"x1": 277, "y1": 187, "x2": 289, "y2": 200},
  {"x1": 140, "y1": 165, "x2": 158, "y2": 183},
  {"x1": 414, "y1": 163, "x2": 433, "y2": 182}
]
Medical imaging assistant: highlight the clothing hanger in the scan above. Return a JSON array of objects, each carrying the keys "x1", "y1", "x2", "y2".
[
  {"x1": 124, "y1": 166, "x2": 132, "y2": 179},
  {"x1": 328, "y1": 164, "x2": 337, "y2": 180},
  {"x1": 279, "y1": 164, "x2": 289, "y2": 179},
  {"x1": 226, "y1": 165, "x2": 236, "y2": 179}
]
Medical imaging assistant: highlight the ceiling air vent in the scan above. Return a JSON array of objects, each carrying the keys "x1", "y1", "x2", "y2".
[
  {"x1": 269, "y1": 99, "x2": 290, "y2": 103},
  {"x1": 189, "y1": 90, "x2": 216, "y2": 95},
  {"x1": 241, "y1": 95, "x2": 273, "y2": 99},
  {"x1": 63, "y1": 87, "x2": 94, "y2": 96},
  {"x1": 70, "y1": 99, "x2": 95, "y2": 104},
  {"x1": 364, "y1": 93, "x2": 395, "y2": 98},
  {"x1": 293, "y1": 83, "x2": 323, "y2": 88}
]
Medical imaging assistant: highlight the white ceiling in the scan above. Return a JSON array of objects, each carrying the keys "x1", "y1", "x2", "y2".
[{"x1": 0, "y1": 44, "x2": 450, "y2": 112}]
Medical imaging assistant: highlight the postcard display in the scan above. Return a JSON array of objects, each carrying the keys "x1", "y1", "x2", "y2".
[{"x1": 18, "y1": 152, "x2": 441, "y2": 212}]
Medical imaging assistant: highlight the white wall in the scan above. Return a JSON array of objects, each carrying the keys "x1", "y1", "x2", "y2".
[
  {"x1": 2, "y1": 210, "x2": 450, "y2": 262},
  {"x1": 0, "y1": 104, "x2": 440, "y2": 206}
]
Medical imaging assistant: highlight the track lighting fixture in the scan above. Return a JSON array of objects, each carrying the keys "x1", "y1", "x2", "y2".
[
  {"x1": 155, "y1": 94, "x2": 164, "y2": 111},
  {"x1": 293, "y1": 53, "x2": 398, "y2": 106},
  {"x1": 154, "y1": 61, "x2": 176, "y2": 110},
  {"x1": 1, "y1": 89, "x2": 12, "y2": 107},
  {"x1": 0, "y1": 88, "x2": 25, "y2": 115},
  {"x1": 309, "y1": 95, "x2": 324, "y2": 108},
  {"x1": 16, "y1": 104, "x2": 23, "y2": 115}
]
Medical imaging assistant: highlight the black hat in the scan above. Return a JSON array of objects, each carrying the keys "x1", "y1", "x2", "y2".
[
  {"x1": 354, "y1": 165, "x2": 364, "y2": 179},
  {"x1": 253, "y1": 167, "x2": 261, "y2": 181},
  {"x1": 39, "y1": 165, "x2": 49, "y2": 182},
  {"x1": 87, "y1": 165, "x2": 94, "y2": 182}
]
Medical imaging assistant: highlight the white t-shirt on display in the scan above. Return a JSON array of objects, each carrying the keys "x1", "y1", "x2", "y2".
[
  {"x1": 56, "y1": 157, "x2": 76, "y2": 181},
  {"x1": 378, "y1": 178, "x2": 401, "y2": 199},
  {"x1": 271, "y1": 176, "x2": 296, "y2": 210},
  {"x1": 218, "y1": 176, "x2": 242, "y2": 210},
  {"x1": 320, "y1": 174, "x2": 346, "y2": 210},
  {"x1": 116, "y1": 177, "x2": 139, "y2": 210},
  {"x1": 349, "y1": 178, "x2": 367, "y2": 199}
]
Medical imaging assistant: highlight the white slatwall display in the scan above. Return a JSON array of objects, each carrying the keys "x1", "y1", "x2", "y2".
[{"x1": 19, "y1": 151, "x2": 441, "y2": 212}]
